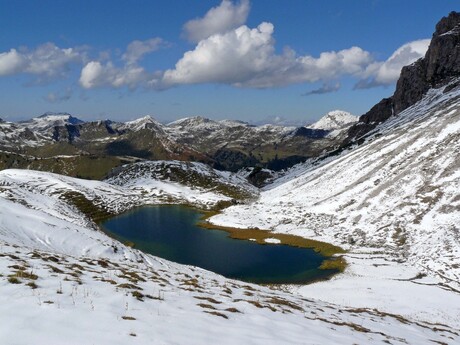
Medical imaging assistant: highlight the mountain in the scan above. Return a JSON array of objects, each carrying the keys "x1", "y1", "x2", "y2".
[
  {"x1": 309, "y1": 110, "x2": 357, "y2": 130},
  {"x1": 122, "y1": 115, "x2": 166, "y2": 133},
  {"x1": 0, "y1": 111, "x2": 350, "y2": 175},
  {"x1": 350, "y1": 11, "x2": 460, "y2": 139},
  {"x1": 20, "y1": 112, "x2": 85, "y2": 130},
  {"x1": 209, "y1": 11, "x2": 460, "y2": 327},
  {"x1": 106, "y1": 160, "x2": 259, "y2": 204}
]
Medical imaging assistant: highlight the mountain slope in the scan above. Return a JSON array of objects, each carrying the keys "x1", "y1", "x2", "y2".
[
  {"x1": 210, "y1": 81, "x2": 460, "y2": 290},
  {"x1": 0, "y1": 169, "x2": 458, "y2": 344}
]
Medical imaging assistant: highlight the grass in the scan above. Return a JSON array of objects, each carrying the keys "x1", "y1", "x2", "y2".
[
  {"x1": 117, "y1": 283, "x2": 143, "y2": 290},
  {"x1": 61, "y1": 191, "x2": 114, "y2": 223},
  {"x1": 225, "y1": 307, "x2": 241, "y2": 313},
  {"x1": 194, "y1": 296, "x2": 222, "y2": 304},
  {"x1": 13, "y1": 270, "x2": 38, "y2": 280},
  {"x1": 26, "y1": 281, "x2": 38, "y2": 289},
  {"x1": 319, "y1": 257, "x2": 347, "y2": 272},
  {"x1": 265, "y1": 297, "x2": 304, "y2": 311},
  {"x1": 197, "y1": 303, "x2": 217, "y2": 310},
  {"x1": 47, "y1": 265, "x2": 64, "y2": 274},
  {"x1": 198, "y1": 213, "x2": 345, "y2": 257},
  {"x1": 131, "y1": 291, "x2": 144, "y2": 301},
  {"x1": 121, "y1": 316, "x2": 136, "y2": 321},
  {"x1": 203, "y1": 311, "x2": 228, "y2": 319},
  {"x1": 8, "y1": 276, "x2": 21, "y2": 284}
]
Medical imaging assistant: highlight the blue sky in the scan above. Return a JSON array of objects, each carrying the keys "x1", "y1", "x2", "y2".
[{"x1": 0, "y1": 0, "x2": 457, "y2": 124}]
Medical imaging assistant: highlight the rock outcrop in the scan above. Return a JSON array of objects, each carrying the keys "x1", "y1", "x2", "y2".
[
  {"x1": 348, "y1": 11, "x2": 460, "y2": 139},
  {"x1": 394, "y1": 11, "x2": 460, "y2": 114}
]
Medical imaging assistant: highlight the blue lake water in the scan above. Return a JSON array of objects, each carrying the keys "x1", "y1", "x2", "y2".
[{"x1": 100, "y1": 205, "x2": 336, "y2": 284}]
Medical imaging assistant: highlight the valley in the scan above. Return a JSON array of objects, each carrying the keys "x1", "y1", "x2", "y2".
[{"x1": 1, "y1": 7, "x2": 460, "y2": 345}]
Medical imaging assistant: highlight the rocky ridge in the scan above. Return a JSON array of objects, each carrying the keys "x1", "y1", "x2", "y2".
[{"x1": 350, "y1": 11, "x2": 460, "y2": 139}]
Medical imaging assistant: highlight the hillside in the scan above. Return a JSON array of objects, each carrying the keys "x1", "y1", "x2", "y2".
[
  {"x1": 1, "y1": 169, "x2": 458, "y2": 344},
  {"x1": 209, "y1": 76, "x2": 460, "y2": 325}
]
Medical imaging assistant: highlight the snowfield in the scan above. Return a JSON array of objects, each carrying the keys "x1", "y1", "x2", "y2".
[{"x1": 1, "y1": 84, "x2": 460, "y2": 343}]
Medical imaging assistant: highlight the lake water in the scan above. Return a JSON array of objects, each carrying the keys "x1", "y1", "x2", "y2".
[{"x1": 100, "y1": 205, "x2": 336, "y2": 284}]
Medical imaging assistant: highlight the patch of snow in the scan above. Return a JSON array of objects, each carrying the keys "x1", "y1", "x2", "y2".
[{"x1": 264, "y1": 238, "x2": 281, "y2": 244}]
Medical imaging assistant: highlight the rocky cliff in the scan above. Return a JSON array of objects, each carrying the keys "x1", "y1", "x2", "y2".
[{"x1": 350, "y1": 11, "x2": 460, "y2": 138}]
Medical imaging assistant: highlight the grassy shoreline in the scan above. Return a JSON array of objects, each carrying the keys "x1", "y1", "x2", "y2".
[{"x1": 198, "y1": 209, "x2": 347, "y2": 272}]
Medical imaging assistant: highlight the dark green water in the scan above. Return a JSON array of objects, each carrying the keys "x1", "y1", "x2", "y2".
[{"x1": 100, "y1": 205, "x2": 336, "y2": 284}]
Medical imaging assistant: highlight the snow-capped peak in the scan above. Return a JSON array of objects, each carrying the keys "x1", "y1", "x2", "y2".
[
  {"x1": 309, "y1": 110, "x2": 357, "y2": 130},
  {"x1": 21, "y1": 112, "x2": 84, "y2": 131},
  {"x1": 168, "y1": 116, "x2": 215, "y2": 127},
  {"x1": 124, "y1": 115, "x2": 164, "y2": 131}
]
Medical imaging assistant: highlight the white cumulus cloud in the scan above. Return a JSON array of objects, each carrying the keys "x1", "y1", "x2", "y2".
[
  {"x1": 0, "y1": 49, "x2": 27, "y2": 76},
  {"x1": 79, "y1": 61, "x2": 148, "y2": 89},
  {"x1": 163, "y1": 22, "x2": 373, "y2": 88},
  {"x1": 183, "y1": 0, "x2": 250, "y2": 43},
  {"x1": 0, "y1": 43, "x2": 85, "y2": 81},
  {"x1": 356, "y1": 38, "x2": 430, "y2": 88},
  {"x1": 80, "y1": 38, "x2": 165, "y2": 89}
]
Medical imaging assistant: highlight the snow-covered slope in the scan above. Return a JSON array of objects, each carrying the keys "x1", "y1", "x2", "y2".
[
  {"x1": 209, "y1": 81, "x2": 460, "y2": 324},
  {"x1": 309, "y1": 110, "x2": 357, "y2": 130},
  {"x1": 1, "y1": 169, "x2": 458, "y2": 344},
  {"x1": 121, "y1": 115, "x2": 166, "y2": 133},
  {"x1": 20, "y1": 112, "x2": 84, "y2": 132},
  {"x1": 166, "y1": 115, "x2": 293, "y2": 150},
  {"x1": 106, "y1": 160, "x2": 258, "y2": 205}
]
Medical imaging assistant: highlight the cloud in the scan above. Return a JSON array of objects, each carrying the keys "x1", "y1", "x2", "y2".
[
  {"x1": 163, "y1": 22, "x2": 373, "y2": 88},
  {"x1": 78, "y1": 18, "x2": 429, "y2": 92},
  {"x1": 355, "y1": 39, "x2": 430, "y2": 89},
  {"x1": 80, "y1": 38, "x2": 164, "y2": 89},
  {"x1": 79, "y1": 61, "x2": 150, "y2": 89},
  {"x1": 183, "y1": 0, "x2": 250, "y2": 43},
  {"x1": 303, "y1": 82, "x2": 340, "y2": 96},
  {"x1": 0, "y1": 43, "x2": 85, "y2": 82},
  {"x1": 0, "y1": 49, "x2": 27, "y2": 76},
  {"x1": 122, "y1": 38, "x2": 163, "y2": 65}
]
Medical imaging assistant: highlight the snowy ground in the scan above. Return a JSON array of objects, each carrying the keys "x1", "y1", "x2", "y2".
[{"x1": 0, "y1": 195, "x2": 458, "y2": 344}]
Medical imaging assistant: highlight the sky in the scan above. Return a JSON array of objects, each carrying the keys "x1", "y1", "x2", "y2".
[{"x1": 0, "y1": 0, "x2": 458, "y2": 124}]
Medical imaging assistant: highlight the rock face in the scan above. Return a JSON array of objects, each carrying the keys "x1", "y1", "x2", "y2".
[
  {"x1": 350, "y1": 11, "x2": 460, "y2": 137},
  {"x1": 394, "y1": 11, "x2": 460, "y2": 114}
]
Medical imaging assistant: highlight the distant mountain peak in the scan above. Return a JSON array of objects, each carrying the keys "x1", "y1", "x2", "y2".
[
  {"x1": 168, "y1": 116, "x2": 219, "y2": 129},
  {"x1": 124, "y1": 115, "x2": 164, "y2": 131},
  {"x1": 22, "y1": 112, "x2": 84, "y2": 129},
  {"x1": 309, "y1": 110, "x2": 357, "y2": 130}
]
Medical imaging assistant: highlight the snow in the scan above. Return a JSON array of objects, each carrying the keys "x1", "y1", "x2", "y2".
[
  {"x1": 264, "y1": 238, "x2": 281, "y2": 244},
  {"x1": 122, "y1": 115, "x2": 165, "y2": 132},
  {"x1": 1, "y1": 170, "x2": 458, "y2": 344},
  {"x1": 106, "y1": 160, "x2": 258, "y2": 206},
  {"x1": 309, "y1": 110, "x2": 357, "y2": 130},
  {"x1": 20, "y1": 113, "x2": 84, "y2": 132}
]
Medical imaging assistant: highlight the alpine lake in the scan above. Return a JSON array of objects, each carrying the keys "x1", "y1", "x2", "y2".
[{"x1": 100, "y1": 205, "x2": 342, "y2": 284}]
